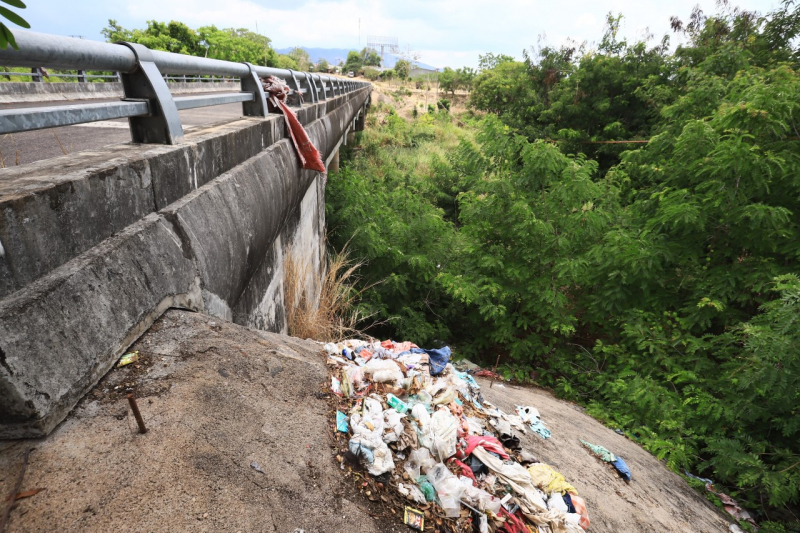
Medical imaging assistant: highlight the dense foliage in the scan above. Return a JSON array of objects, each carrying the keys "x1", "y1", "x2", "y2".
[{"x1": 330, "y1": 2, "x2": 800, "y2": 529}]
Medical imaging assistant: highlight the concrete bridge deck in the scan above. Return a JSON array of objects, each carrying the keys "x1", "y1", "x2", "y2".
[{"x1": 0, "y1": 97, "x2": 245, "y2": 167}]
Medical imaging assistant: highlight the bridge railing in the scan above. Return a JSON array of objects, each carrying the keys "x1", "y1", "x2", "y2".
[{"x1": 0, "y1": 30, "x2": 369, "y2": 144}]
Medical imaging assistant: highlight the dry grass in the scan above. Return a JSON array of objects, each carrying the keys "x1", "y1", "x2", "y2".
[{"x1": 283, "y1": 244, "x2": 370, "y2": 342}]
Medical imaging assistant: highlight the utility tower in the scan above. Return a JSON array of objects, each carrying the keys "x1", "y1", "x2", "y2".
[{"x1": 366, "y1": 36, "x2": 399, "y2": 67}]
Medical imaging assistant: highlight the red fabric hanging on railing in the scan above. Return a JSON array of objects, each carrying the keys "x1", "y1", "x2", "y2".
[{"x1": 261, "y1": 75, "x2": 326, "y2": 173}]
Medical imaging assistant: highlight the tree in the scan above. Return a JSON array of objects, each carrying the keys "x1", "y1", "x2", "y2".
[
  {"x1": 455, "y1": 67, "x2": 477, "y2": 93},
  {"x1": 0, "y1": 0, "x2": 29, "y2": 50},
  {"x1": 478, "y1": 52, "x2": 514, "y2": 71},
  {"x1": 361, "y1": 47, "x2": 382, "y2": 67},
  {"x1": 394, "y1": 59, "x2": 410, "y2": 79},
  {"x1": 317, "y1": 58, "x2": 330, "y2": 72},
  {"x1": 101, "y1": 20, "x2": 278, "y2": 67},
  {"x1": 274, "y1": 54, "x2": 298, "y2": 70},
  {"x1": 438, "y1": 67, "x2": 457, "y2": 95},
  {"x1": 344, "y1": 50, "x2": 362, "y2": 73},
  {"x1": 288, "y1": 46, "x2": 311, "y2": 71}
]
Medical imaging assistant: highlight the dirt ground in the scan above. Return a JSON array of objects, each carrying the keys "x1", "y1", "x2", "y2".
[
  {"x1": 0, "y1": 308, "x2": 734, "y2": 532},
  {"x1": 0, "y1": 310, "x2": 394, "y2": 533}
]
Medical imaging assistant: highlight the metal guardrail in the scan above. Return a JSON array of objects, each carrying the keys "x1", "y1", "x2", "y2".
[{"x1": 0, "y1": 30, "x2": 369, "y2": 144}]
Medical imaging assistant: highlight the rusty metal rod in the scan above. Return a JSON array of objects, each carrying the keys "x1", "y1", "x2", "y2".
[
  {"x1": 0, "y1": 447, "x2": 31, "y2": 533},
  {"x1": 127, "y1": 394, "x2": 148, "y2": 434}
]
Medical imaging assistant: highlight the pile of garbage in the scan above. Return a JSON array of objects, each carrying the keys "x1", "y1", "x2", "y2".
[{"x1": 324, "y1": 339, "x2": 591, "y2": 532}]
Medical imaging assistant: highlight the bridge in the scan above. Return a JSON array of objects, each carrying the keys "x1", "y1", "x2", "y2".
[{"x1": 0, "y1": 30, "x2": 371, "y2": 438}]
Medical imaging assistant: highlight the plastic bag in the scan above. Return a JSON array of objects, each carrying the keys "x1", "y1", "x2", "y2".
[
  {"x1": 547, "y1": 492, "x2": 568, "y2": 512},
  {"x1": 405, "y1": 448, "x2": 436, "y2": 480},
  {"x1": 363, "y1": 359, "x2": 404, "y2": 384},
  {"x1": 428, "y1": 463, "x2": 465, "y2": 518},
  {"x1": 458, "y1": 476, "x2": 502, "y2": 514},
  {"x1": 430, "y1": 409, "x2": 459, "y2": 461},
  {"x1": 398, "y1": 483, "x2": 427, "y2": 504},
  {"x1": 612, "y1": 457, "x2": 632, "y2": 481},
  {"x1": 349, "y1": 433, "x2": 395, "y2": 476},
  {"x1": 411, "y1": 404, "x2": 431, "y2": 427},
  {"x1": 465, "y1": 416, "x2": 485, "y2": 435},
  {"x1": 383, "y1": 408, "x2": 405, "y2": 443},
  {"x1": 527, "y1": 463, "x2": 578, "y2": 495},
  {"x1": 416, "y1": 475, "x2": 436, "y2": 502},
  {"x1": 323, "y1": 342, "x2": 339, "y2": 354}
]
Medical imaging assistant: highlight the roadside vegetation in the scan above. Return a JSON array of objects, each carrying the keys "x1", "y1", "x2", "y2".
[{"x1": 329, "y1": 3, "x2": 800, "y2": 529}]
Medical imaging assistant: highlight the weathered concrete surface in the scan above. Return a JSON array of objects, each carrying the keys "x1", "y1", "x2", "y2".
[
  {"x1": 0, "y1": 81, "x2": 241, "y2": 103},
  {"x1": 0, "y1": 87, "x2": 371, "y2": 438},
  {"x1": 0, "y1": 214, "x2": 202, "y2": 438},
  {"x1": 0, "y1": 310, "x2": 399, "y2": 532}
]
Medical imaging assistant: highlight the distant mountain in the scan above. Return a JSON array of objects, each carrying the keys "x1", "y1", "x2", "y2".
[{"x1": 275, "y1": 47, "x2": 438, "y2": 71}]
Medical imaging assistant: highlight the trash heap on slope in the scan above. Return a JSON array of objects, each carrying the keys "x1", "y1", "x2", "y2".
[{"x1": 323, "y1": 339, "x2": 591, "y2": 533}]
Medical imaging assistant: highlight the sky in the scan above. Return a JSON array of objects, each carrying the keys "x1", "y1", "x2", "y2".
[{"x1": 21, "y1": 0, "x2": 784, "y2": 69}]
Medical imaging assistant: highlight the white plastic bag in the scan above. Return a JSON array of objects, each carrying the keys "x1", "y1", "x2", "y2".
[
  {"x1": 428, "y1": 463, "x2": 465, "y2": 518},
  {"x1": 458, "y1": 476, "x2": 503, "y2": 514},
  {"x1": 398, "y1": 483, "x2": 427, "y2": 504},
  {"x1": 363, "y1": 359, "x2": 404, "y2": 384},
  {"x1": 404, "y1": 448, "x2": 436, "y2": 480},
  {"x1": 348, "y1": 433, "x2": 395, "y2": 476},
  {"x1": 411, "y1": 404, "x2": 431, "y2": 427},
  {"x1": 548, "y1": 492, "x2": 569, "y2": 513},
  {"x1": 383, "y1": 408, "x2": 405, "y2": 443},
  {"x1": 430, "y1": 409, "x2": 459, "y2": 461}
]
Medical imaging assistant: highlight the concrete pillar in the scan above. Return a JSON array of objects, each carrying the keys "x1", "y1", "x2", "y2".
[
  {"x1": 328, "y1": 148, "x2": 340, "y2": 173},
  {"x1": 355, "y1": 108, "x2": 366, "y2": 132}
]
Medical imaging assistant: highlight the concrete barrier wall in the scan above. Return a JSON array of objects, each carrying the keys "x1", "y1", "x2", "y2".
[
  {"x1": 0, "y1": 81, "x2": 242, "y2": 103},
  {"x1": 0, "y1": 87, "x2": 370, "y2": 438}
]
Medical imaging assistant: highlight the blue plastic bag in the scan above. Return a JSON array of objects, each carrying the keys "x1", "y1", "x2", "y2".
[
  {"x1": 422, "y1": 346, "x2": 451, "y2": 375},
  {"x1": 612, "y1": 457, "x2": 632, "y2": 481}
]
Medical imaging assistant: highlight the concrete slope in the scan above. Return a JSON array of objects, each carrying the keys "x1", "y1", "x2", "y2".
[
  {"x1": 0, "y1": 308, "x2": 733, "y2": 532},
  {"x1": 0, "y1": 309, "x2": 395, "y2": 532},
  {"x1": 478, "y1": 379, "x2": 731, "y2": 532}
]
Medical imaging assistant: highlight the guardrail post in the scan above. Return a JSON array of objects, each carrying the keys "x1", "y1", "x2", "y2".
[
  {"x1": 117, "y1": 42, "x2": 184, "y2": 144},
  {"x1": 287, "y1": 69, "x2": 303, "y2": 105},
  {"x1": 30, "y1": 67, "x2": 42, "y2": 82},
  {"x1": 316, "y1": 74, "x2": 328, "y2": 100},
  {"x1": 77, "y1": 69, "x2": 86, "y2": 83},
  {"x1": 307, "y1": 74, "x2": 319, "y2": 103},
  {"x1": 240, "y1": 62, "x2": 268, "y2": 117}
]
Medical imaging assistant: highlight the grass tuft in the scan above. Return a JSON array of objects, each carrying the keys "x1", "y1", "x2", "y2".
[{"x1": 283, "y1": 244, "x2": 370, "y2": 342}]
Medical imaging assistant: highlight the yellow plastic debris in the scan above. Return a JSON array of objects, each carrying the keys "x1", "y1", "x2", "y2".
[
  {"x1": 117, "y1": 351, "x2": 139, "y2": 367},
  {"x1": 527, "y1": 463, "x2": 578, "y2": 495}
]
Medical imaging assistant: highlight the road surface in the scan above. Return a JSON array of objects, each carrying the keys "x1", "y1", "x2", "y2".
[{"x1": 0, "y1": 97, "x2": 245, "y2": 168}]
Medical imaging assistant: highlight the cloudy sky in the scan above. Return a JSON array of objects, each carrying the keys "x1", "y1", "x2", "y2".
[{"x1": 23, "y1": 0, "x2": 782, "y2": 68}]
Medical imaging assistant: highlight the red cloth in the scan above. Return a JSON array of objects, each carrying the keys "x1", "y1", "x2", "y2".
[
  {"x1": 457, "y1": 435, "x2": 509, "y2": 460},
  {"x1": 447, "y1": 458, "x2": 477, "y2": 485},
  {"x1": 474, "y1": 369, "x2": 503, "y2": 380},
  {"x1": 498, "y1": 508, "x2": 528, "y2": 533},
  {"x1": 261, "y1": 76, "x2": 326, "y2": 173}
]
